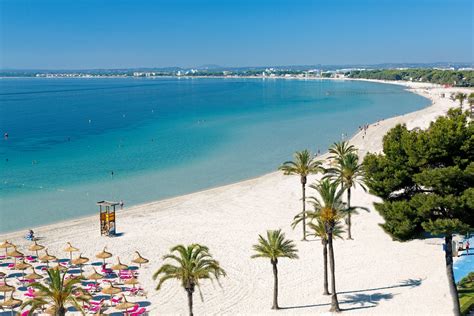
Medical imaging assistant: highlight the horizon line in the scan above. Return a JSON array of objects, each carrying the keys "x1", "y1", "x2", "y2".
[{"x1": 1, "y1": 61, "x2": 473, "y2": 72}]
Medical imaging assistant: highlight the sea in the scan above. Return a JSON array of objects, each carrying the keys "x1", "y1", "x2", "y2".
[{"x1": 0, "y1": 77, "x2": 430, "y2": 233}]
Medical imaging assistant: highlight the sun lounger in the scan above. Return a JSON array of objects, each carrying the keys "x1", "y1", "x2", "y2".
[
  {"x1": 111, "y1": 296, "x2": 122, "y2": 305},
  {"x1": 126, "y1": 304, "x2": 139, "y2": 314},
  {"x1": 86, "y1": 304, "x2": 102, "y2": 314},
  {"x1": 131, "y1": 307, "x2": 147, "y2": 316}
]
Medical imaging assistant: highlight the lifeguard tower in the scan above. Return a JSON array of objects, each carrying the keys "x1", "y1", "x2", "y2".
[{"x1": 97, "y1": 201, "x2": 119, "y2": 236}]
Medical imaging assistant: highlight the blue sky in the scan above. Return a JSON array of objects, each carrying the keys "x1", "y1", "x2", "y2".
[{"x1": 0, "y1": 0, "x2": 472, "y2": 69}]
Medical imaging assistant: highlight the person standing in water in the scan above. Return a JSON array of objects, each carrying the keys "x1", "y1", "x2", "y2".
[{"x1": 119, "y1": 200, "x2": 124, "y2": 210}]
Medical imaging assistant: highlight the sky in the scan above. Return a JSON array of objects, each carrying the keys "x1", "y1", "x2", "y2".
[{"x1": 0, "y1": 0, "x2": 472, "y2": 69}]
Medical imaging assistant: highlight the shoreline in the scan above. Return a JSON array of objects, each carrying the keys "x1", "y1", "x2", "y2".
[
  {"x1": 1, "y1": 79, "x2": 472, "y2": 315},
  {"x1": 0, "y1": 79, "x2": 468, "y2": 238}
]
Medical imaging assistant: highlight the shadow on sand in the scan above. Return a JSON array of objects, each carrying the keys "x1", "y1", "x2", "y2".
[{"x1": 280, "y1": 278, "x2": 423, "y2": 311}]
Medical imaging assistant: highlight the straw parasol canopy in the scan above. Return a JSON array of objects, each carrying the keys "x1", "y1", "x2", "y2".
[
  {"x1": 101, "y1": 284, "x2": 121, "y2": 295},
  {"x1": 0, "y1": 240, "x2": 14, "y2": 257},
  {"x1": 15, "y1": 261, "x2": 31, "y2": 270},
  {"x1": 0, "y1": 280, "x2": 14, "y2": 302},
  {"x1": 96, "y1": 247, "x2": 112, "y2": 264},
  {"x1": 124, "y1": 277, "x2": 139, "y2": 288},
  {"x1": 101, "y1": 284, "x2": 121, "y2": 306},
  {"x1": 71, "y1": 253, "x2": 89, "y2": 266},
  {"x1": 7, "y1": 247, "x2": 23, "y2": 264},
  {"x1": 1, "y1": 292, "x2": 22, "y2": 313},
  {"x1": 72, "y1": 253, "x2": 89, "y2": 276},
  {"x1": 64, "y1": 242, "x2": 79, "y2": 260},
  {"x1": 25, "y1": 267, "x2": 43, "y2": 281},
  {"x1": 115, "y1": 294, "x2": 135, "y2": 310},
  {"x1": 87, "y1": 269, "x2": 104, "y2": 283},
  {"x1": 52, "y1": 264, "x2": 68, "y2": 272},
  {"x1": 28, "y1": 240, "x2": 45, "y2": 258},
  {"x1": 87, "y1": 268, "x2": 103, "y2": 287},
  {"x1": 40, "y1": 249, "x2": 57, "y2": 267},
  {"x1": 111, "y1": 257, "x2": 128, "y2": 271},
  {"x1": 131, "y1": 251, "x2": 149, "y2": 267},
  {"x1": 74, "y1": 288, "x2": 93, "y2": 302}
]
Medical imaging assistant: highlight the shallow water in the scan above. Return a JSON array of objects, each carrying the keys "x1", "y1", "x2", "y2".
[{"x1": 0, "y1": 78, "x2": 429, "y2": 232}]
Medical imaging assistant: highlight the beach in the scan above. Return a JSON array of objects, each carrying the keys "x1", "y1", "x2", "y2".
[{"x1": 1, "y1": 81, "x2": 472, "y2": 315}]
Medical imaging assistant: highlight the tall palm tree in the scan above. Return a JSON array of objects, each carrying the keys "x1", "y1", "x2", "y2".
[
  {"x1": 455, "y1": 92, "x2": 467, "y2": 110},
  {"x1": 308, "y1": 219, "x2": 344, "y2": 295},
  {"x1": 153, "y1": 244, "x2": 226, "y2": 316},
  {"x1": 310, "y1": 179, "x2": 345, "y2": 312},
  {"x1": 279, "y1": 150, "x2": 322, "y2": 240},
  {"x1": 22, "y1": 267, "x2": 88, "y2": 316},
  {"x1": 468, "y1": 92, "x2": 474, "y2": 117},
  {"x1": 325, "y1": 152, "x2": 366, "y2": 239},
  {"x1": 251, "y1": 229, "x2": 298, "y2": 310},
  {"x1": 328, "y1": 141, "x2": 356, "y2": 163}
]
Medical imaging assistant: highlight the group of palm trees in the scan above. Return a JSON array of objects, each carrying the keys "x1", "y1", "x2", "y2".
[
  {"x1": 272, "y1": 141, "x2": 366, "y2": 312},
  {"x1": 452, "y1": 91, "x2": 474, "y2": 117},
  {"x1": 153, "y1": 141, "x2": 365, "y2": 315}
]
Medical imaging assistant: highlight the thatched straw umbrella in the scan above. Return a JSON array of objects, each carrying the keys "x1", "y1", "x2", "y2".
[
  {"x1": 115, "y1": 294, "x2": 135, "y2": 311},
  {"x1": 14, "y1": 260, "x2": 31, "y2": 280},
  {"x1": 124, "y1": 277, "x2": 139, "y2": 289},
  {"x1": 1, "y1": 292, "x2": 22, "y2": 316},
  {"x1": 0, "y1": 280, "x2": 14, "y2": 302},
  {"x1": 111, "y1": 257, "x2": 128, "y2": 271},
  {"x1": 111, "y1": 257, "x2": 128, "y2": 282},
  {"x1": 7, "y1": 247, "x2": 23, "y2": 265},
  {"x1": 28, "y1": 241, "x2": 45, "y2": 258},
  {"x1": 71, "y1": 253, "x2": 89, "y2": 276},
  {"x1": 131, "y1": 251, "x2": 149, "y2": 268},
  {"x1": 0, "y1": 241, "x2": 14, "y2": 258},
  {"x1": 25, "y1": 267, "x2": 43, "y2": 281},
  {"x1": 87, "y1": 268, "x2": 104, "y2": 287},
  {"x1": 95, "y1": 247, "x2": 112, "y2": 265},
  {"x1": 39, "y1": 249, "x2": 57, "y2": 267},
  {"x1": 101, "y1": 284, "x2": 121, "y2": 306},
  {"x1": 64, "y1": 242, "x2": 79, "y2": 261}
]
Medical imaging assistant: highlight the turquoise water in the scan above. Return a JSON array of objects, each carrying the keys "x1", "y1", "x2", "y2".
[{"x1": 0, "y1": 78, "x2": 429, "y2": 233}]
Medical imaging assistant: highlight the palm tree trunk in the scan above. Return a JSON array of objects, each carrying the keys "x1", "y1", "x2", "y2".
[
  {"x1": 328, "y1": 230, "x2": 340, "y2": 312},
  {"x1": 323, "y1": 240, "x2": 329, "y2": 295},
  {"x1": 301, "y1": 176, "x2": 307, "y2": 241},
  {"x1": 56, "y1": 306, "x2": 66, "y2": 316},
  {"x1": 347, "y1": 188, "x2": 353, "y2": 240},
  {"x1": 187, "y1": 289, "x2": 194, "y2": 316},
  {"x1": 272, "y1": 260, "x2": 279, "y2": 310},
  {"x1": 445, "y1": 234, "x2": 461, "y2": 316}
]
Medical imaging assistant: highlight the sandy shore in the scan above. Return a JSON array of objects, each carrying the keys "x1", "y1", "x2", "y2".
[{"x1": 1, "y1": 81, "x2": 472, "y2": 315}]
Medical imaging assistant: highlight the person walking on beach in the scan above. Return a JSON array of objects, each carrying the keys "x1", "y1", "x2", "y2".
[
  {"x1": 120, "y1": 200, "x2": 124, "y2": 210},
  {"x1": 466, "y1": 240, "x2": 470, "y2": 255}
]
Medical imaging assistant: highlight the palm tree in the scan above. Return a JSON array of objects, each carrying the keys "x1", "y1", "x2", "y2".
[
  {"x1": 153, "y1": 244, "x2": 226, "y2": 316},
  {"x1": 325, "y1": 152, "x2": 366, "y2": 239},
  {"x1": 468, "y1": 92, "x2": 474, "y2": 117},
  {"x1": 22, "y1": 267, "x2": 88, "y2": 316},
  {"x1": 308, "y1": 219, "x2": 343, "y2": 295},
  {"x1": 328, "y1": 141, "x2": 356, "y2": 163},
  {"x1": 279, "y1": 150, "x2": 322, "y2": 240},
  {"x1": 454, "y1": 92, "x2": 467, "y2": 109},
  {"x1": 251, "y1": 229, "x2": 298, "y2": 310},
  {"x1": 310, "y1": 179, "x2": 345, "y2": 312}
]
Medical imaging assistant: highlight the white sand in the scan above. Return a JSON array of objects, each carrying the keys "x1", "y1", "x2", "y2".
[{"x1": 1, "y1": 81, "x2": 472, "y2": 315}]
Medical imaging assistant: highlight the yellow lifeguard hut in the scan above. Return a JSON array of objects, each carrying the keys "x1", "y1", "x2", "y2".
[{"x1": 97, "y1": 201, "x2": 119, "y2": 236}]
